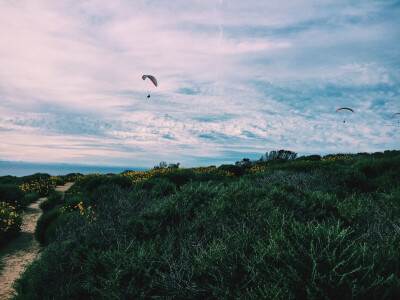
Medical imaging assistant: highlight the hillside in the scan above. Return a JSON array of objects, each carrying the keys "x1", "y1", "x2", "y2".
[{"x1": 6, "y1": 150, "x2": 400, "y2": 299}]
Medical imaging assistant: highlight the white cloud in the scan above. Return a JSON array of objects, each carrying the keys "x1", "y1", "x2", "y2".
[{"x1": 0, "y1": 0, "x2": 399, "y2": 168}]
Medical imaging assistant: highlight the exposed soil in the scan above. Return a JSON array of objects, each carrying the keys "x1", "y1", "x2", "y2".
[{"x1": 0, "y1": 182, "x2": 74, "y2": 300}]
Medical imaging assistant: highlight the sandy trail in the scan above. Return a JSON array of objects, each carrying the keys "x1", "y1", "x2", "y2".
[{"x1": 0, "y1": 182, "x2": 74, "y2": 300}]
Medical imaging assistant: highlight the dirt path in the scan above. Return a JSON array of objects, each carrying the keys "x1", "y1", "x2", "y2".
[{"x1": 0, "y1": 182, "x2": 74, "y2": 300}]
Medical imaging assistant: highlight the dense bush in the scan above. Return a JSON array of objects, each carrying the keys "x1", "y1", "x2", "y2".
[
  {"x1": 341, "y1": 155, "x2": 400, "y2": 193},
  {"x1": 296, "y1": 154, "x2": 321, "y2": 161},
  {"x1": 13, "y1": 150, "x2": 400, "y2": 299},
  {"x1": 217, "y1": 164, "x2": 246, "y2": 177},
  {"x1": 151, "y1": 169, "x2": 197, "y2": 187},
  {"x1": 0, "y1": 182, "x2": 45, "y2": 247},
  {"x1": 139, "y1": 177, "x2": 177, "y2": 197},
  {"x1": 35, "y1": 208, "x2": 61, "y2": 245},
  {"x1": 39, "y1": 191, "x2": 64, "y2": 213},
  {"x1": 0, "y1": 184, "x2": 25, "y2": 210},
  {"x1": 19, "y1": 176, "x2": 56, "y2": 197},
  {"x1": 24, "y1": 192, "x2": 40, "y2": 204},
  {"x1": 0, "y1": 200, "x2": 23, "y2": 247},
  {"x1": 0, "y1": 175, "x2": 19, "y2": 185}
]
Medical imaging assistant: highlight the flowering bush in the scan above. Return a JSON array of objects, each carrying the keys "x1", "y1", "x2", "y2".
[
  {"x1": 0, "y1": 201, "x2": 22, "y2": 246},
  {"x1": 321, "y1": 154, "x2": 351, "y2": 162},
  {"x1": 249, "y1": 164, "x2": 268, "y2": 173},
  {"x1": 19, "y1": 177, "x2": 56, "y2": 197},
  {"x1": 60, "y1": 201, "x2": 97, "y2": 225}
]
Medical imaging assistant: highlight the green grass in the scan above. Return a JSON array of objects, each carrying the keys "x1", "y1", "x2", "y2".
[{"x1": 12, "y1": 150, "x2": 400, "y2": 299}]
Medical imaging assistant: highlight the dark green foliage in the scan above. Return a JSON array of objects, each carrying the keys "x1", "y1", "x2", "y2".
[
  {"x1": 65, "y1": 195, "x2": 84, "y2": 208},
  {"x1": 0, "y1": 173, "x2": 51, "y2": 186},
  {"x1": 343, "y1": 168, "x2": 372, "y2": 192},
  {"x1": 76, "y1": 175, "x2": 133, "y2": 194},
  {"x1": 14, "y1": 150, "x2": 400, "y2": 299},
  {"x1": 107, "y1": 175, "x2": 133, "y2": 189},
  {"x1": 140, "y1": 177, "x2": 176, "y2": 197},
  {"x1": 24, "y1": 192, "x2": 39, "y2": 204},
  {"x1": 39, "y1": 191, "x2": 63, "y2": 213},
  {"x1": 217, "y1": 164, "x2": 246, "y2": 176},
  {"x1": 85, "y1": 177, "x2": 108, "y2": 192},
  {"x1": 62, "y1": 173, "x2": 83, "y2": 182},
  {"x1": 296, "y1": 154, "x2": 322, "y2": 161},
  {"x1": 0, "y1": 184, "x2": 25, "y2": 209},
  {"x1": 0, "y1": 213, "x2": 23, "y2": 247},
  {"x1": 53, "y1": 177, "x2": 66, "y2": 185},
  {"x1": 0, "y1": 185, "x2": 37, "y2": 247},
  {"x1": 35, "y1": 208, "x2": 61, "y2": 245},
  {"x1": 21, "y1": 173, "x2": 51, "y2": 182},
  {"x1": 0, "y1": 175, "x2": 19, "y2": 185},
  {"x1": 341, "y1": 155, "x2": 400, "y2": 193},
  {"x1": 195, "y1": 170, "x2": 226, "y2": 182},
  {"x1": 152, "y1": 169, "x2": 197, "y2": 187}
]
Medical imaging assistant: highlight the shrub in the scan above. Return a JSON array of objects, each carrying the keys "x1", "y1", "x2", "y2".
[
  {"x1": 21, "y1": 173, "x2": 51, "y2": 182},
  {"x1": 41, "y1": 212, "x2": 76, "y2": 246},
  {"x1": 24, "y1": 192, "x2": 40, "y2": 204},
  {"x1": 85, "y1": 177, "x2": 108, "y2": 193},
  {"x1": 107, "y1": 175, "x2": 133, "y2": 189},
  {"x1": 217, "y1": 164, "x2": 245, "y2": 177},
  {"x1": 248, "y1": 219, "x2": 400, "y2": 299},
  {"x1": 64, "y1": 195, "x2": 85, "y2": 210},
  {"x1": 149, "y1": 178, "x2": 176, "y2": 197},
  {"x1": 153, "y1": 169, "x2": 197, "y2": 187},
  {"x1": 39, "y1": 191, "x2": 64, "y2": 213},
  {"x1": 35, "y1": 208, "x2": 61, "y2": 245},
  {"x1": 0, "y1": 175, "x2": 20, "y2": 185},
  {"x1": 296, "y1": 154, "x2": 321, "y2": 161},
  {"x1": 0, "y1": 201, "x2": 23, "y2": 246},
  {"x1": 53, "y1": 177, "x2": 66, "y2": 185},
  {"x1": 19, "y1": 176, "x2": 56, "y2": 197},
  {"x1": 0, "y1": 184, "x2": 25, "y2": 210}
]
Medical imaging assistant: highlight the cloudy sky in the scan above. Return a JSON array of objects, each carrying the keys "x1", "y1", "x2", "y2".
[{"x1": 0, "y1": 0, "x2": 399, "y2": 168}]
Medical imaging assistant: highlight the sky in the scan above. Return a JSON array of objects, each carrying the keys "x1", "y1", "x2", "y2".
[{"x1": 0, "y1": 0, "x2": 399, "y2": 168}]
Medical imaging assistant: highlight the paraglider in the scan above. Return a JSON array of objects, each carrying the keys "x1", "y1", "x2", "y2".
[
  {"x1": 142, "y1": 75, "x2": 157, "y2": 98},
  {"x1": 336, "y1": 107, "x2": 354, "y2": 123},
  {"x1": 393, "y1": 113, "x2": 400, "y2": 124}
]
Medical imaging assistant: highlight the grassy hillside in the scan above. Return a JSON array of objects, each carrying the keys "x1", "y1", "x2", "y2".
[{"x1": 12, "y1": 151, "x2": 400, "y2": 299}]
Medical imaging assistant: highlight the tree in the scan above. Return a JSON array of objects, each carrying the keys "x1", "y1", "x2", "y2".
[
  {"x1": 260, "y1": 150, "x2": 297, "y2": 163},
  {"x1": 235, "y1": 158, "x2": 253, "y2": 167},
  {"x1": 153, "y1": 161, "x2": 168, "y2": 170},
  {"x1": 168, "y1": 163, "x2": 180, "y2": 169}
]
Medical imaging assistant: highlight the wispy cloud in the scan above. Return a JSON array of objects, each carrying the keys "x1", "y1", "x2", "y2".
[{"x1": 0, "y1": 0, "x2": 399, "y2": 167}]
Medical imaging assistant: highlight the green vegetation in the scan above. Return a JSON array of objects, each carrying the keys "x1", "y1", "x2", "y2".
[
  {"x1": 0, "y1": 184, "x2": 27, "y2": 247},
  {"x1": 0, "y1": 173, "x2": 60, "y2": 247},
  {"x1": 10, "y1": 150, "x2": 400, "y2": 298}
]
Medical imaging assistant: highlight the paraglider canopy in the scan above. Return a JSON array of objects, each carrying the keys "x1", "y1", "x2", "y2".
[
  {"x1": 393, "y1": 113, "x2": 400, "y2": 124},
  {"x1": 336, "y1": 107, "x2": 354, "y2": 123},
  {"x1": 142, "y1": 75, "x2": 158, "y2": 87},
  {"x1": 336, "y1": 107, "x2": 354, "y2": 113}
]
